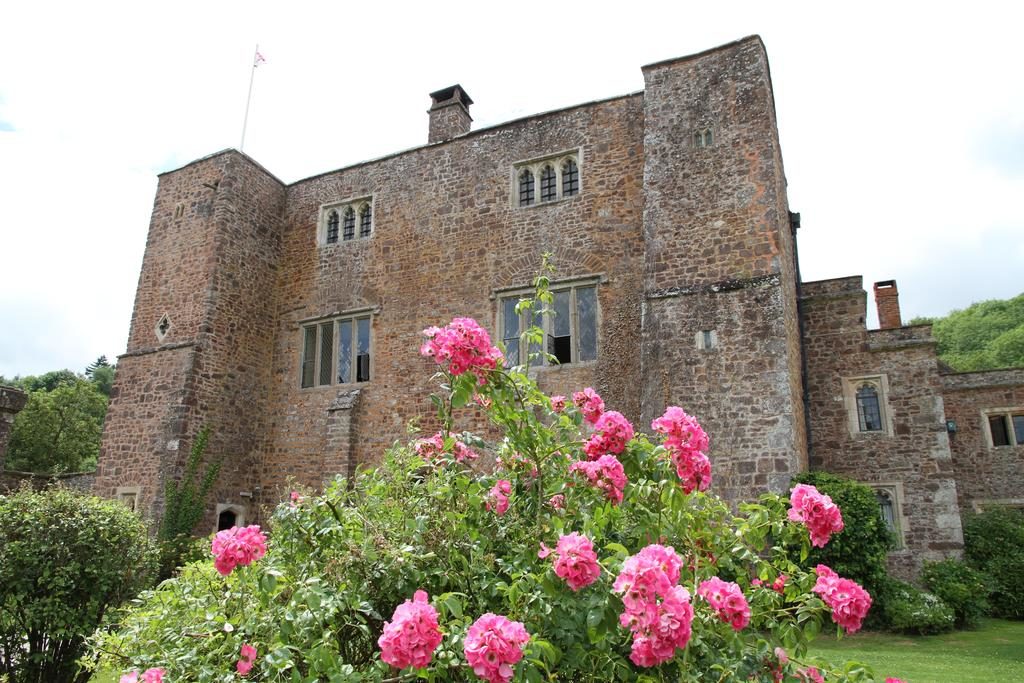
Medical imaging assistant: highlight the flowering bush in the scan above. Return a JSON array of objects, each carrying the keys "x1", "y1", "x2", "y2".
[
  {"x1": 93, "y1": 276, "x2": 906, "y2": 682},
  {"x1": 211, "y1": 524, "x2": 268, "y2": 576}
]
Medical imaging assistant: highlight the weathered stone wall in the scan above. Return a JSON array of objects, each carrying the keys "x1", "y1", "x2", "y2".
[
  {"x1": 0, "y1": 470, "x2": 96, "y2": 494},
  {"x1": 801, "y1": 276, "x2": 963, "y2": 577},
  {"x1": 941, "y1": 368, "x2": 1024, "y2": 512},
  {"x1": 0, "y1": 385, "x2": 27, "y2": 472},
  {"x1": 639, "y1": 36, "x2": 806, "y2": 503},
  {"x1": 258, "y1": 92, "x2": 647, "y2": 502},
  {"x1": 94, "y1": 151, "x2": 286, "y2": 529}
]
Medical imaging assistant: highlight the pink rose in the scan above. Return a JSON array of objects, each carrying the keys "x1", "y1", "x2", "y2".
[
  {"x1": 464, "y1": 613, "x2": 530, "y2": 683},
  {"x1": 378, "y1": 590, "x2": 443, "y2": 669}
]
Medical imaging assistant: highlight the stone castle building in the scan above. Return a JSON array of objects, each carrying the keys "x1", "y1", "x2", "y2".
[{"x1": 90, "y1": 36, "x2": 1023, "y2": 576}]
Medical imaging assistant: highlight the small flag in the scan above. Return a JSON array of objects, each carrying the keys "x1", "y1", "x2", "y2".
[{"x1": 254, "y1": 50, "x2": 266, "y2": 67}]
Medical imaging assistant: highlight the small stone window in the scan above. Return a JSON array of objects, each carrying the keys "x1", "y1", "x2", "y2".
[
  {"x1": 300, "y1": 312, "x2": 373, "y2": 388},
  {"x1": 513, "y1": 150, "x2": 581, "y2": 208},
  {"x1": 696, "y1": 329, "x2": 717, "y2": 351},
  {"x1": 843, "y1": 375, "x2": 891, "y2": 436},
  {"x1": 155, "y1": 314, "x2": 172, "y2": 342},
  {"x1": 326, "y1": 210, "x2": 340, "y2": 243},
  {"x1": 518, "y1": 169, "x2": 535, "y2": 207},
  {"x1": 499, "y1": 280, "x2": 598, "y2": 367},
  {"x1": 214, "y1": 503, "x2": 246, "y2": 531},
  {"x1": 319, "y1": 197, "x2": 373, "y2": 246},
  {"x1": 871, "y1": 483, "x2": 906, "y2": 548},
  {"x1": 115, "y1": 486, "x2": 140, "y2": 512},
  {"x1": 856, "y1": 384, "x2": 883, "y2": 432},
  {"x1": 693, "y1": 128, "x2": 713, "y2": 148},
  {"x1": 539, "y1": 165, "x2": 557, "y2": 203},
  {"x1": 985, "y1": 409, "x2": 1024, "y2": 448}
]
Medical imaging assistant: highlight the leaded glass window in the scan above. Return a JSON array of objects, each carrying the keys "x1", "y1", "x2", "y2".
[
  {"x1": 562, "y1": 159, "x2": 579, "y2": 196},
  {"x1": 343, "y1": 207, "x2": 355, "y2": 241},
  {"x1": 540, "y1": 165, "x2": 557, "y2": 202},
  {"x1": 518, "y1": 169, "x2": 535, "y2": 207},
  {"x1": 856, "y1": 384, "x2": 883, "y2": 432},
  {"x1": 326, "y1": 210, "x2": 339, "y2": 243},
  {"x1": 359, "y1": 204, "x2": 372, "y2": 237}
]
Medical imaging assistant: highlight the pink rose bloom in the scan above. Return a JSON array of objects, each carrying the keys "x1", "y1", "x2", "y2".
[
  {"x1": 613, "y1": 545, "x2": 692, "y2": 667},
  {"x1": 420, "y1": 318, "x2": 503, "y2": 384},
  {"x1": 788, "y1": 484, "x2": 844, "y2": 547},
  {"x1": 142, "y1": 670, "x2": 166, "y2": 683},
  {"x1": 569, "y1": 455, "x2": 627, "y2": 505},
  {"x1": 583, "y1": 411, "x2": 635, "y2": 459},
  {"x1": 772, "y1": 575, "x2": 787, "y2": 594},
  {"x1": 211, "y1": 525, "x2": 267, "y2": 576},
  {"x1": 464, "y1": 613, "x2": 530, "y2": 683},
  {"x1": 549, "y1": 532, "x2": 601, "y2": 591},
  {"x1": 550, "y1": 395, "x2": 566, "y2": 412},
  {"x1": 885, "y1": 679, "x2": 908, "y2": 683},
  {"x1": 813, "y1": 564, "x2": 872, "y2": 633},
  {"x1": 119, "y1": 674, "x2": 138, "y2": 683},
  {"x1": 487, "y1": 480, "x2": 512, "y2": 516},
  {"x1": 547, "y1": 494, "x2": 565, "y2": 510},
  {"x1": 236, "y1": 643, "x2": 257, "y2": 675},
  {"x1": 651, "y1": 407, "x2": 712, "y2": 493},
  {"x1": 289, "y1": 490, "x2": 303, "y2": 507},
  {"x1": 572, "y1": 388, "x2": 605, "y2": 424},
  {"x1": 698, "y1": 577, "x2": 751, "y2": 630},
  {"x1": 774, "y1": 647, "x2": 788, "y2": 665},
  {"x1": 798, "y1": 667, "x2": 825, "y2": 683},
  {"x1": 416, "y1": 432, "x2": 478, "y2": 463},
  {"x1": 378, "y1": 590, "x2": 443, "y2": 669}
]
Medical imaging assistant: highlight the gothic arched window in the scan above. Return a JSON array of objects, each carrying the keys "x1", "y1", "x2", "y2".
[
  {"x1": 359, "y1": 204, "x2": 372, "y2": 237},
  {"x1": 562, "y1": 159, "x2": 579, "y2": 197},
  {"x1": 326, "y1": 210, "x2": 340, "y2": 243},
  {"x1": 539, "y1": 165, "x2": 557, "y2": 202},
  {"x1": 518, "y1": 169, "x2": 535, "y2": 207},
  {"x1": 342, "y1": 207, "x2": 356, "y2": 241}
]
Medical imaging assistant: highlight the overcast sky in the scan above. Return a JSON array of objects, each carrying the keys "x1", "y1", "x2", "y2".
[{"x1": 1, "y1": 1, "x2": 1021, "y2": 378}]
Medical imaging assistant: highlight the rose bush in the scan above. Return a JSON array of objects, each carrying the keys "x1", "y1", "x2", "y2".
[{"x1": 93, "y1": 277, "x2": 907, "y2": 682}]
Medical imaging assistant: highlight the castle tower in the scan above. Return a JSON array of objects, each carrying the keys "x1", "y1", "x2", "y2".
[
  {"x1": 639, "y1": 37, "x2": 808, "y2": 502},
  {"x1": 94, "y1": 150, "x2": 285, "y2": 528}
]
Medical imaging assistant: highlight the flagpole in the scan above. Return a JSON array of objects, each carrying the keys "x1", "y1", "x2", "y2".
[{"x1": 240, "y1": 44, "x2": 260, "y2": 152}]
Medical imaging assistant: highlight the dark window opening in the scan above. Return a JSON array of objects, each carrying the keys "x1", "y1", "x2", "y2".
[
  {"x1": 518, "y1": 170, "x2": 535, "y2": 207},
  {"x1": 217, "y1": 509, "x2": 237, "y2": 531},
  {"x1": 158, "y1": 316, "x2": 171, "y2": 337},
  {"x1": 876, "y1": 490, "x2": 896, "y2": 532},
  {"x1": 1014, "y1": 415, "x2": 1024, "y2": 445},
  {"x1": 343, "y1": 207, "x2": 355, "y2": 241},
  {"x1": 540, "y1": 165, "x2": 557, "y2": 202},
  {"x1": 562, "y1": 160, "x2": 579, "y2": 197},
  {"x1": 356, "y1": 317, "x2": 371, "y2": 382},
  {"x1": 551, "y1": 289, "x2": 571, "y2": 363},
  {"x1": 856, "y1": 384, "x2": 883, "y2": 432},
  {"x1": 359, "y1": 204, "x2": 372, "y2": 237},
  {"x1": 326, "y1": 210, "x2": 339, "y2": 243},
  {"x1": 990, "y1": 415, "x2": 1011, "y2": 447},
  {"x1": 301, "y1": 326, "x2": 317, "y2": 388}
]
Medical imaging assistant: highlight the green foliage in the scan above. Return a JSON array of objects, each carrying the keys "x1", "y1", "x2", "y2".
[
  {"x1": 0, "y1": 486, "x2": 157, "y2": 683},
  {"x1": 94, "y1": 284, "x2": 888, "y2": 681},
  {"x1": 789, "y1": 472, "x2": 895, "y2": 595},
  {"x1": 921, "y1": 559, "x2": 990, "y2": 628},
  {"x1": 874, "y1": 577, "x2": 955, "y2": 635},
  {"x1": 963, "y1": 507, "x2": 1024, "y2": 618},
  {"x1": 911, "y1": 292, "x2": 1024, "y2": 371},
  {"x1": 157, "y1": 427, "x2": 221, "y2": 580},
  {"x1": 5, "y1": 378, "x2": 107, "y2": 473},
  {"x1": 84, "y1": 356, "x2": 111, "y2": 377}
]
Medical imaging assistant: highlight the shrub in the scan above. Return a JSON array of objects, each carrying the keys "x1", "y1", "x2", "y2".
[
  {"x1": 93, "y1": 282, "x2": 905, "y2": 681},
  {"x1": 963, "y1": 506, "x2": 1024, "y2": 619},
  {"x1": 158, "y1": 426, "x2": 220, "y2": 580},
  {"x1": 921, "y1": 559, "x2": 989, "y2": 628},
  {"x1": 788, "y1": 472, "x2": 895, "y2": 595},
  {"x1": 0, "y1": 486, "x2": 157, "y2": 683},
  {"x1": 875, "y1": 577, "x2": 955, "y2": 635}
]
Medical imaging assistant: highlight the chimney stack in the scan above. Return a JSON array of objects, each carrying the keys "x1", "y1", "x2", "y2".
[
  {"x1": 428, "y1": 85, "x2": 473, "y2": 143},
  {"x1": 874, "y1": 280, "x2": 902, "y2": 329}
]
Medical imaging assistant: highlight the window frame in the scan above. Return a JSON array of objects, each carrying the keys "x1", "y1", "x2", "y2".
[
  {"x1": 842, "y1": 374, "x2": 893, "y2": 437},
  {"x1": 869, "y1": 482, "x2": 907, "y2": 549},
  {"x1": 318, "y1": 196, "x2": 374, "y2": 246},
  {"x1": 214, "y1": 503, "x2": 247, "y2": 532},
  {"x1": 496, "y1": 277, "x2": 600, "y2": 368},
  {"x1": 983, "y1": 407, "x2": 1024, "y2": 448},
  {"x1": 115, "y1": 486, "x2": 141, "y2": 512},
  {"x1": 512, "y1": 149, "x2": 582, "y2": 208},
  {"x1": 298, "y1": 310, "x2": 375, "y2": 389}
]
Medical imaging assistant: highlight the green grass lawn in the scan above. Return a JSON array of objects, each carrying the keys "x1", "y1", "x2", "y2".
[{"x1": 812, "y1": 619, "x2": 1024, "y2": 682}]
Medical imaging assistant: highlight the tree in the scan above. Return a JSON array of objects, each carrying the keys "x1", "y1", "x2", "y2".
[
  {"x1": 0, "y1": 486, "x2": 157, "y2": 683},
  {"x1": 15, "y1": 369, "x2": 79, "y2": 393},
  {"x1": 84, "y1": 355, "x2": 111, "y2": 378},
  {"x1": 89, "y1": 364, "x2": 116, "y2": 397},
  {"x1": 912, "y1": 293, "x2": 1024, "y2": 371},
  {"x1": 5, "y1": 379, "x2": 108, "y2": 473}
]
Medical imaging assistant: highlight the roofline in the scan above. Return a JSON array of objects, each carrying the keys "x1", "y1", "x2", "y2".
[
  {"x1": 290, "y1": 90, "x2": 643, "y2": 187},
  {"x1": 157, "y1": 148, "x2": 286, "y2": 186},
  {"x1": 641, "y1": 35, "x2": 764, "y2": 71}
]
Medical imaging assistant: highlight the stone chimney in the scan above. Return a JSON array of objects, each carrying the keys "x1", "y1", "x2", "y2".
[
  {"x1": 874, "y1": 280, "x2": 902, "y2": 329},
  {"x1": 428, "y1": 85, "x2": 473, "y2": 143}
]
